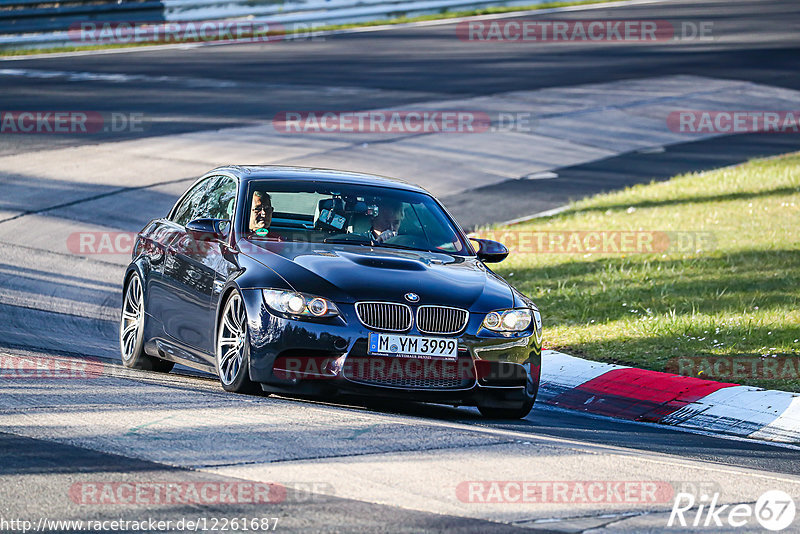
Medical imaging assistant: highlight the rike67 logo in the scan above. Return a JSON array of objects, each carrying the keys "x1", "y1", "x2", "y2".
[{"x1": 669, "y1": 490, "x2": 796, "y2": 531}]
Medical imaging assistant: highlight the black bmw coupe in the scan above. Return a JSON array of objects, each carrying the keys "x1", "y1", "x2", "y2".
[{"x1": 121, "y1": 166, "x2": 542, "y2": 418}]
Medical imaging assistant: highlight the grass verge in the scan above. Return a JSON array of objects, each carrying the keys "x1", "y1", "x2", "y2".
[
  {"x1": 0, "y1": 0, "x2": 625, "y2": 57},
  {"x1": 487, "y1": 153, "x2": 800, "y2": 391}
]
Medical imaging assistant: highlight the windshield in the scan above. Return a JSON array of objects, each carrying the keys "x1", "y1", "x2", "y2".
[{"x1": 243, "y1": 180, "x2": 471, "y2": 256}]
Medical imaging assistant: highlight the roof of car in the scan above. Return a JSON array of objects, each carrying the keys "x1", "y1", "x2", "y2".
[{"x1": 213, "y1": 165, "x2": 430, "y2": 194}]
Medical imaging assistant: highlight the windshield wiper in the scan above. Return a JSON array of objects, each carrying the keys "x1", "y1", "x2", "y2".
[
  {"x1": 324, "y1": 237, "x2": 437, "y2": 254},
  {"x1": 323, "y1": 238, "x2": 374, "y2": 246},
  {"x1": 370, "y1": 242, "x2": 439, "y2": 254}
]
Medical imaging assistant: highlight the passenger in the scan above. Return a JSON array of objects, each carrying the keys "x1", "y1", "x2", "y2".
[{"x1": 369, "y1": 199, "x2": 404, "y2": 243}]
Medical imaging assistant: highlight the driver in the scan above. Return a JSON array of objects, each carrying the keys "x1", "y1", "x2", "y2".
[
  {"x1": 249, "y1": 191, "x2": 274, "y2": 236},
  {"x1": 369, "y1": 199, "x2": 404, "y2": 243}
]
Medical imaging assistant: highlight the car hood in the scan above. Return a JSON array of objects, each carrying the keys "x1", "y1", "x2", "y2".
[{"x1": 240, "y1": 240, "x2": 513, "y2": 311}]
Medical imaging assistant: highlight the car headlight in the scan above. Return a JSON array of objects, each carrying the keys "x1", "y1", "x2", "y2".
[
  {"x1": 262, "y1": 289, "x2": 340, "y2": 318},
  {"x1": 483, "y1": 308, "x2": 533, "y2": 332}
]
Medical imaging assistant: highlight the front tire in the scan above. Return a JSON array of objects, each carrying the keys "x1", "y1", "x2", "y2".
[
  {"x1": 120, "y1": 272, "x2": 174, "y2": 373},
  {"x1": 216, "y1": 291, "x2": 260, "y2": 394}
]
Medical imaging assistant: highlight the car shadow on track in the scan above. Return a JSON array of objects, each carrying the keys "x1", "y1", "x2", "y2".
[{"x1": 270, "y1": 391, "x2": 800, "y2": 478}]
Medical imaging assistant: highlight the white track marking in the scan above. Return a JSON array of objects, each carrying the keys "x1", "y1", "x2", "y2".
[
  {"x1": 0, "y1": 68, "x2": 237, "y2": 88},
  {"x1": 0, "y1": 0, "x2": 673, "y2": 61},
  {"x1": 538, "y1": 350, "x2": 628, "y2": 400}
]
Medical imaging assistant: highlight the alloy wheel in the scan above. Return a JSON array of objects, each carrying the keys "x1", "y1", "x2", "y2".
[
  {"x1": 120, "y1": 275, "x2": 143, "y2": 361},
  {"x1": 217, "y1": 293, "x2": 247, "y2": 385}
]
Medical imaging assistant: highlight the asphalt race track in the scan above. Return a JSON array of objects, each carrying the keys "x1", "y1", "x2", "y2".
[
  {"x1": 2, "y1": 0, "x2": 800, "y2": 225},
  {"x1": 1, "y1": 0, "x2": 800, "y2": 531}
]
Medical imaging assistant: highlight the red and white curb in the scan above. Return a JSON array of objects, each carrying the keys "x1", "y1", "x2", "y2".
[{"x1": 538, "y1": 350, "x2": 800, "y2": 444}]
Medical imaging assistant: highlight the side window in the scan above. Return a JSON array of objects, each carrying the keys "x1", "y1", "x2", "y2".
[
  {"x1": 171, "y1": 177, "x2": 213, "y2": 226},
  {"x1": 198, "y1": 176, "x2": 237, "y2": 220}
]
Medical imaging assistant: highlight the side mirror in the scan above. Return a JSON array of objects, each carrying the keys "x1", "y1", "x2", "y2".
[
  {"x1": 471, "y1": 238, "x2": 509, "y2": 263},
  {"x1": 186, "y1": 218, "x2": 230, "y2": 242}
]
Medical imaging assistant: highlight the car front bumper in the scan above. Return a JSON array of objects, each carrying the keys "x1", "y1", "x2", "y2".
[{"x1": 241, "y1": 289, "x2": 542, "y2": 407}]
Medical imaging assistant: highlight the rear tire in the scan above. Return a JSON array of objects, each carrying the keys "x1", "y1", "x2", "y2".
[
  {"x1": 477, "y1": 397, "x2": 534, "y2": 419},
  {"x1": 120, "y1": 272, "x2": 174, "y2": 373},
  {"x1": 216, "y1": 291, "x2": 261, "y2": 394}
]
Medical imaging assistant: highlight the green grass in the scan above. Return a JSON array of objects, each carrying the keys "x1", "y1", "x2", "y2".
[
  {"x1": 487, "y1": 153, "x2": 800, "y2": 391},
  {"x1": 0, "y1": 42, "x2": 157, "y2": 57},
  {"x1": 0, "y1": 0, "x2": 625, "y2": 56}
]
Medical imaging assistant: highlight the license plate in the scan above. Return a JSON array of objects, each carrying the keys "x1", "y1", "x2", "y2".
[{"x1": 368, "y1": 332, "x2": 458, "y2": 360}]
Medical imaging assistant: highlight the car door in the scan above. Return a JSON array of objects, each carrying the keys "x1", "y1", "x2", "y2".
[
  {"x1": 194, "y1": 175, "x2": 239, "y2": 355},
  {"x1": 147, "y1": 176, "x2": 211, "y2": 351},
  {"x1": 160, "y1": 175, "x2": 233, "y2": 359},
  {"x1": 138, "y1": 218, "x2": 183, "y2": 351}
]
